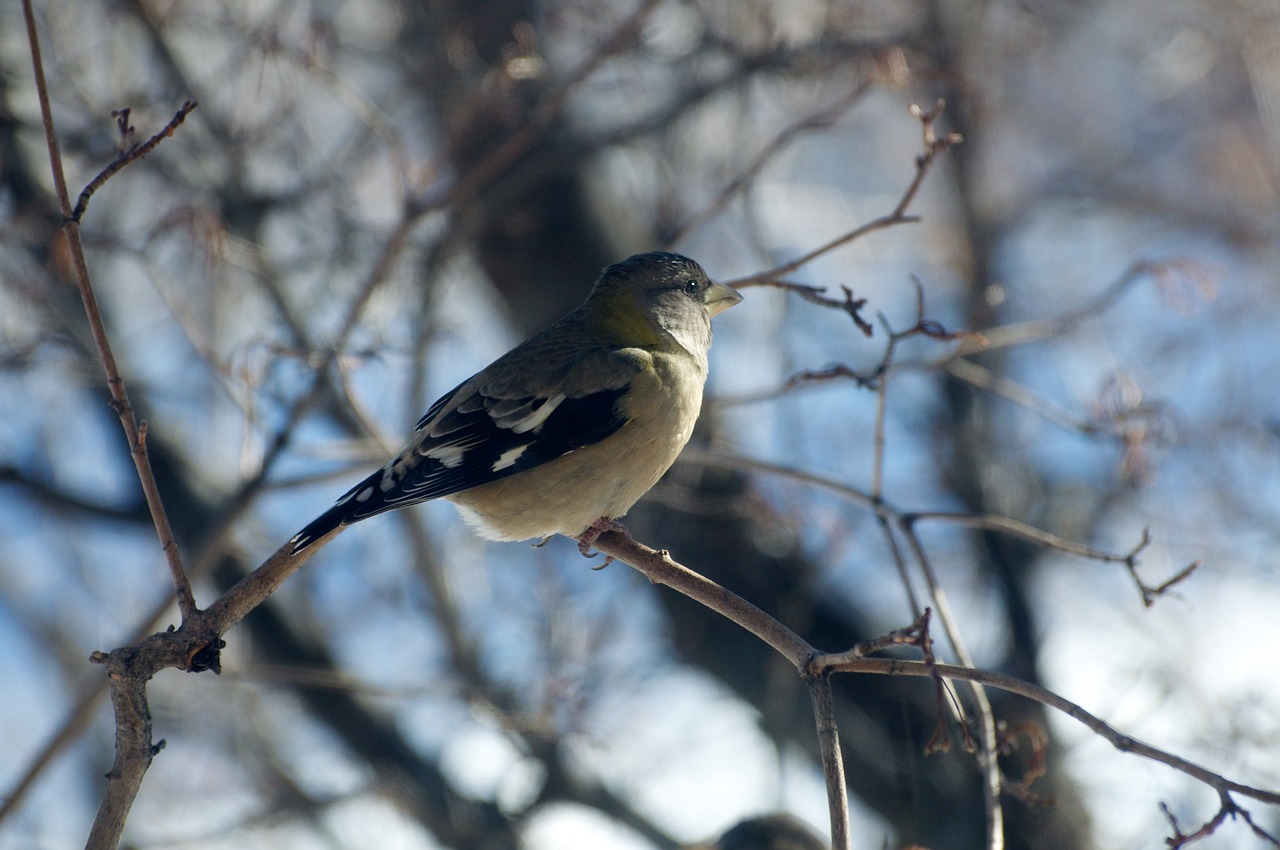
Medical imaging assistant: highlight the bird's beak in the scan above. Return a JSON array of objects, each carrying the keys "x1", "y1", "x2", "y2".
[{"x1": 704, "y1": 281, "x2": 743, "y2": 317}]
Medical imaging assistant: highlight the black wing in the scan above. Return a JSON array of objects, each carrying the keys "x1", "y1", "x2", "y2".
[{"x1": 288, "y1": 383, "x2": 628, "y2": 553}]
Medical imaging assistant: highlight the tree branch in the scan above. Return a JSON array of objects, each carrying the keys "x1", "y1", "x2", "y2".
[
  {"x1": 725, "y1": 99, "x2": 962, "y2": 291},
  {"x1": 589, "y1": 526, "x2": 1280, "y2": 850},
  {"x1": 70, "y1": 100, "x2": 197, "y2": 222}
]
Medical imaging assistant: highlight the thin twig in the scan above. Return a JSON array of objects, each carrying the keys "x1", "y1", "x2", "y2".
[
  {"x1": 877, "y1": 513, "x2": 926, "y2": 628},
  {"x1": 412, "y1": 0, "x2": 664, "y2": 215},
  {"x1": 869, "y1": 289, "x2": 1006, "y2": 845},
  {"x1": 708, "y1": 284, "x2": 982, "y2": 410},
  {"x1": 43, "y1": 6, "x2": 671, "y2": 843},
  {"x1": 682, "y1": 447, "x2": 1153, "y2": 572},
  {"x1": 667, "y1": 74, "x2": 875, "y2": 247},
  {"x1": 725, "y1": 99, "x2": 962, "y2": 290},
  {"x1": 588, "y1": 526, "x2": 1280, "y2": 840},
  {"x1": 865, "y1": 292, "x2": 989, "y2": 762},
  {"x1": 899, "y1": 526, "x2": 1004, "y2": 849},
  {"x1": 904, "y1": 511, "x2": 1141, "y2": 563},
  {"x1": 867, "y1": 282, "x2": 960, "y2": 499},
  {"x1": 952, "y1": 259, "x2": 1213, "y2": 356},
  {"x1": 805, "y1": 652, "x2": 1280, "y2": 809},
  {"x1": 330, "y1": 0, "x2": 666, "y2": 374},
  {"x1": 914, "y1": 519, "x2": 1193, "y2": 609},
  {"x1": 1142, "y1": 559, "x2": 1203, "y2": 605},
  {"x1": 21, "y1": 0, "x2": 196, "y2": 622},
  {"x1": 943, "y1": 357, "x2": 1093, "y2": 433},
  {"x1": 71, "y1": 100, "x2": 198, "y2": 222}
]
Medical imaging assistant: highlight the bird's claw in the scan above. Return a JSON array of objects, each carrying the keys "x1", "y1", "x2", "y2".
[{"x1": 577, "y1": 517, "x2": 629, "y2": 567}]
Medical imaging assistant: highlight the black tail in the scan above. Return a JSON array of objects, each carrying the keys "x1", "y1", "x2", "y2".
[
  {"x1": 288, "y1": 503, "x2": 347, "y2": 554},
  {"x1": 288, "y1": 468, "x2": 383, "y2": 554}
]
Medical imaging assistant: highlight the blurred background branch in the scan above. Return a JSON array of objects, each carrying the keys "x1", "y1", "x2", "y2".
[{"x1": 3, "y1": 1, "x2": 1280, "y2": 849}]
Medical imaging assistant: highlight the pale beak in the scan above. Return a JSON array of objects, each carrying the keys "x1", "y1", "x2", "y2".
[{"x1": 704, "y1": 281, "x2": 743, "y2": 317}]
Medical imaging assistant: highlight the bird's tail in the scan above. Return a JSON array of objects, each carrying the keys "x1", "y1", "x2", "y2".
[
  {"x1": 288, "y1": 501, "x2": 350, "y2": 554},
  {"x1": 288, "y1": 468, "x2": 382, "y2": 554}
]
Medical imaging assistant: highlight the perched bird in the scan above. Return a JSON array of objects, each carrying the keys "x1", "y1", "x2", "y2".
[{"x1": 289, "y1": 252, "x2": 742, "y2": 555}]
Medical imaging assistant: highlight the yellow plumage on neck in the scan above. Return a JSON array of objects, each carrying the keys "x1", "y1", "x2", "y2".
[{"x1": 588, "y1": 287, "x2": 664, "y2": 346}]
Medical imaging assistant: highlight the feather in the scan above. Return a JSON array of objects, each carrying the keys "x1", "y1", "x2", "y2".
[{"x1": 288, "y1": 384, "x2": 629, "y2": 552}]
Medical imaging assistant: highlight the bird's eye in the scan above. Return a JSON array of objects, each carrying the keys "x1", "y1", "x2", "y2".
[{"x1": 681, "y1": 279, "x2": 700, "y2": 296}]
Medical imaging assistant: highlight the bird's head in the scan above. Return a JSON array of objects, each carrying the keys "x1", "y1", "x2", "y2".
[{"x1": 586, "y1": 252, "x2": 742, "y2": 352}]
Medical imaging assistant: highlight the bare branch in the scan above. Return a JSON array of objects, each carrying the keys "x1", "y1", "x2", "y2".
[
  {"x1": 956, "y1": 259, "x2": 1218, "y2": 355},
  {"x1": 590, "y1": 528, "x2": 813, "y2": 668},
  {"x1": 667, "y1": 73, "x2": 877, "y2": 247},
  {"x1": 21, "y1": 0, "x2": 196, "y2": 623},
  {"x1": 725, "y1": 99, "x2": 962, "y2": 291},
  {"x1": 803, "y1": 654, "x2": 1280, "y2": 809},
  {"x1": 71, "y1": 100, "x2": 198, "y2": 222},
  {"x1": 586, "y1": 524, "x2": 1278, "y2": 846},
  {"x1": 1160, "y1": 787, "x2": 1280, "y2": 848},
  {"x1": 806, "y1": 674, "x2": 850, "y2": 850}
]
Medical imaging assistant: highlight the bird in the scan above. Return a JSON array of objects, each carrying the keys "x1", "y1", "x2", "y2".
[{"x1": 288, "y1": 251, "x2": 742, "y2": 556}]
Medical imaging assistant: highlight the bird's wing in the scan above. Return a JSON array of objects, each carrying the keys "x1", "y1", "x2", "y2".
[
  {"x1": 288, "y1": 345, "x2": 643, "y2": 551},
  {"x1": 397, "y1": 378, "x2": 632, "y2": 502}
]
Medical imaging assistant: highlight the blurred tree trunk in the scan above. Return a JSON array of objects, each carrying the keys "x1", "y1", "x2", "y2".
[{"x1": 406, "y1": 0, "x2": 618, "y2": 329}]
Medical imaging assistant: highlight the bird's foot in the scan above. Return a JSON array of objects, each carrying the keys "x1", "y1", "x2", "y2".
[{"x1": 577, "y1": 517, "x2": 629, "y2": 568}]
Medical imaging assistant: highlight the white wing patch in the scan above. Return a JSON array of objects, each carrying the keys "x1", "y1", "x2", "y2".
[
  {"x1": 491, "y1": 444, "x2": 530, "y2": 472},
  {"x1": 510, "y1": 393, "x2": 566, "y2": 434},
  {"x1": 422, "y1": 443, "x2": 466, "y2": 468}
]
